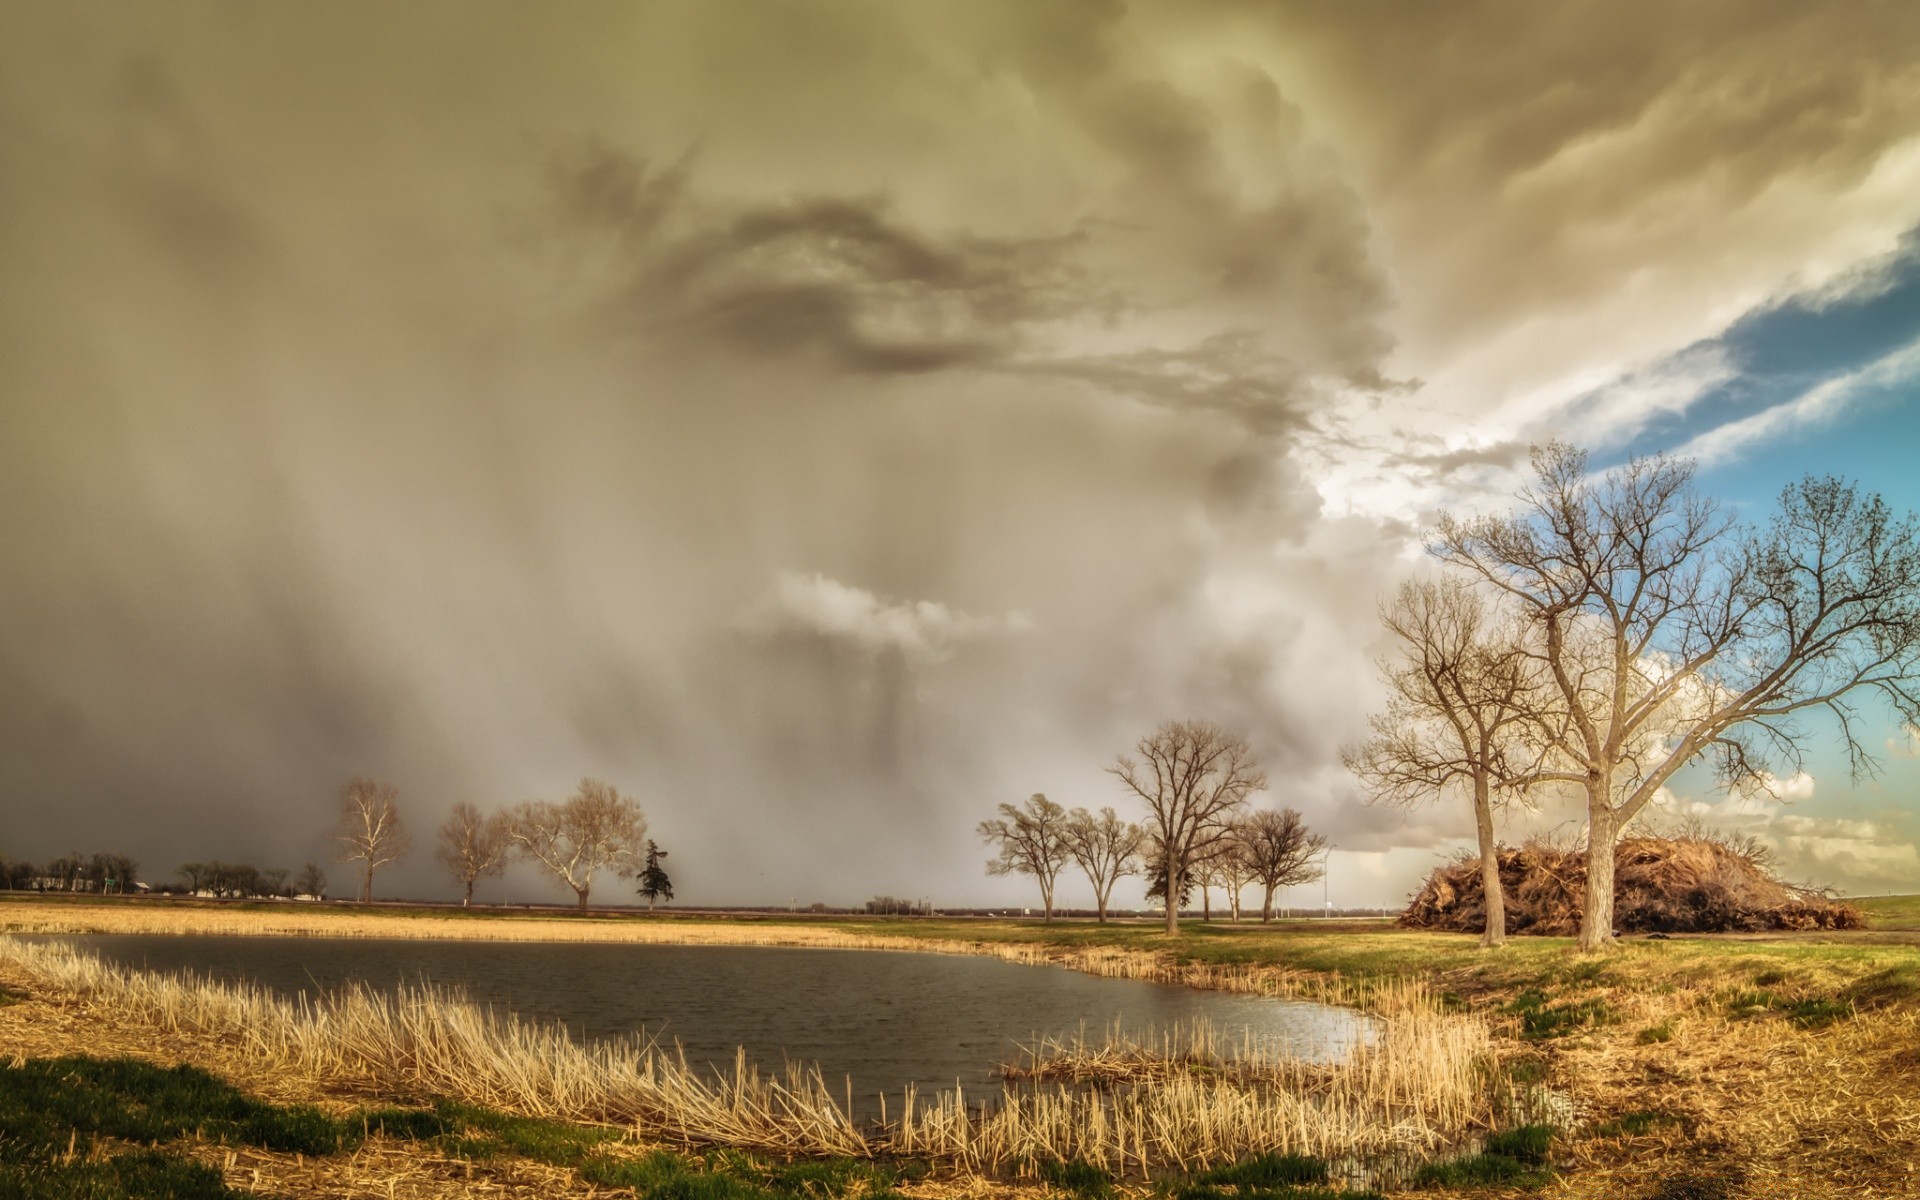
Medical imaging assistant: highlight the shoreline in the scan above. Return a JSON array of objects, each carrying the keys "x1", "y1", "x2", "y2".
[{"x1": 0, "y1": 898, "x2": 1412, "y2": 1019}]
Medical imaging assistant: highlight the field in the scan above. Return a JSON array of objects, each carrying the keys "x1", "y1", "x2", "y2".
[
  {"x1": 1857, "y1": 893, "x2": 1920, "y2": 931},
  {"x1": 3, "y1": 893, "x2": 1920, "y2": 1198}
]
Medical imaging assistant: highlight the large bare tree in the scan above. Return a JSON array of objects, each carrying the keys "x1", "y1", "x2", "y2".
[
  {"x1": 1436, "y1": 444, "x2": 1920, "y2": 950},
  {"x1": 1109, "y1": 720, "x2": 1268, "y2": 935},
  {"x1": 507, "y1": 778, "x2": 647, "y2": 909},
  {"x1": 436, "y1": 801, "x2": 511, "y2": 907},
  {"x1": 1062, "y1": 806, "x2": 1145, "y2": 923},
  {"x1": 978, "y1": 793, "x2": 1071, "y2": 922},
  {"x1": 1236, "y1": 807, "x2": 1327, "y2": 923},
  {"x1": 334, "y1": 777, "x2": 411, "y2": 903},
  {"x1": 1343, "y1": 577, "x2": 1543, "y2": 947}
]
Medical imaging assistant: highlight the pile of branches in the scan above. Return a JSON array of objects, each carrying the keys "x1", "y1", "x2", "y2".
[{"x1": 1401, "y1": 834, "x2": 1865, "y2": 935}]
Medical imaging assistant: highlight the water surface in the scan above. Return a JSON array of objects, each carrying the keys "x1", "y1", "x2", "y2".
[{"x1": 56, "y1": 933, "x2": 1367, "y2": 1117}]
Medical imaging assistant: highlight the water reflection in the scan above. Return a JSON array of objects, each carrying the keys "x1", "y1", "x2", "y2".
[{"x1": 59, "y1": 934, "x2": 1369, "y2": 1119}]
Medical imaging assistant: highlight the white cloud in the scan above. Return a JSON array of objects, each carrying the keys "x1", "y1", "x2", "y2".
[
  {"x1": 1675, "y1": 336, "x2": 1920, "y2": 466},
  {"x1": 1737, "y1": 770, "x2": 1817, "y2": 803},
  {"x1": 737, "y1": 572, "x2": 1032, "y2": 664}
]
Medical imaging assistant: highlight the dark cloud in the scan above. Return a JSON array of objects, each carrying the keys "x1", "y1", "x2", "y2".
[{"x1": 539, "y1": 145, "x2": 1098, "y2": 377}]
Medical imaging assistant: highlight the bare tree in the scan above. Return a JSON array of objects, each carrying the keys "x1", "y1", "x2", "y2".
[
  {"x1": 334, "y1": 777, "x2": 411, "y2": 903},
  {"x1": 1343, "y1": 577, "x2": 1543, "y2": 948},
  {"x1": 1235, "y1": 807, "x2": 1327, "y2": 922},
  {"x1": 507, "y1": 778, "x2": 646, "y2": 909},
  {"x1": 1193, "y1": 834, "x2": 1253, "y2": 922},
  {"x1": 436, "y1": 801, "x2": 512, "y2": 907},
  {"x1": 1109, "y1": 720, "x2": 1268, "y2": 935},
  {"x1": 1436, "y1": 444, "x2": 1920, "y2": 950},
  {"x1": 293, "y1": 862, "x2": 328, "y2": 899},
  {"x1": 1062, "y1": 806, "x2": 1145, "y2": 923},
  {"x1": 977, "y1": 793, "x2": 1071, "y2": 922}
]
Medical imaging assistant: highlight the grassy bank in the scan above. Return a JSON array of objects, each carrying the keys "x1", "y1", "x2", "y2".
[
  {"x1": 0, "y1": 934, "x2": 1495, "y2": 1180},
  {"x1": 5, "y1": 896, "x2": 1920, "y2": 1195}
]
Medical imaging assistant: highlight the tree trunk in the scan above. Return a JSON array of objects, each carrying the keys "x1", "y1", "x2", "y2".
[
  {"x1": 462, "y1": 879, "x2": 474, "y2": 908},
  {"x1": 360, "y1": 864, "x2": 373, "y2": 904},
  {"x1": 1041, "y1": 879, "x2": 1054, "y2": 923},
  {"x1": 1201, "y1": 882, "x2": 1212, "y2": 923},
  {"x1": 1096, "y1": 892, "x2": 1108, "y2": 924},
  {"x1": 576, "y1": 886, "x2": 591, "y2": 910},
  {"x1": 1261, "y1": 884, "x2": 1274, "y2": 922},
  {"x1": 1580, "y1": 790, "x2": 1617, "y2": 952},
  {"x1": 1164, "y1": 865, "x2": 1181, "y2": 935},
  {"x1": 1473, "y1": 774, "x2": 1505, "y2": 949}
]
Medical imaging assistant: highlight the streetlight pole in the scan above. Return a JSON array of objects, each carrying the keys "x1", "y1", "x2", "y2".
[{"x1": 1322, "y1": 846, "x2": 1333, "y2": 919}]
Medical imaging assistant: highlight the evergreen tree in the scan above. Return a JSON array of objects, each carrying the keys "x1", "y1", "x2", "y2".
[{"x1": 636, "y1": 840, "x2": 673, "y2": 910}]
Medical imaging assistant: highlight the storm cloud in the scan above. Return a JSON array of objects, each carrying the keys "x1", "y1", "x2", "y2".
[{"x1": 3, "y1": 2, "x2": 1917, "y2": 907}]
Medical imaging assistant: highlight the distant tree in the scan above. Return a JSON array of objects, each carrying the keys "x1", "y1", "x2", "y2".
[
  {"x1": 1235, "y1": 808, "x2": 1327, "y2": 922},
  {"x1": 1192, "y1": 834, "x2": 1253, "y2": 922},
  {"x1": 436, "y1": 802, "x2": 512, "y2": 907},
  {"x1": 977, "y1": 793, "x2": 1071, "y2": 922},
  {"x1": 84, "y1": 852, "x2": 139, "y2": 894},
  {"x1": 635, "y1": 840, "x2": 674, "y2": 910},
  {"x1": 864, "y1": 895, "x2": 928, "y2": 915},
  {"x1": 178, "y1": 862, "x2": 210, "y2": 895},
  {"x1": 293, "y1": 862, "x2": 328, "y2": 899},
  {"x1": 47, "y1": 854, "x2": 84, "y2": 892},
  {"x1": 1062, "y1": 806, "x2": 1145, "y2": 923},
  {"x1": 0, "y1": 859, "x2": 29, "y2": 890},
  {"x1": 335, "y1": 777, "x2": 412, "y2": 903},
  {"x1": 507, "y1": 778, "x2": 646, "y2": 909},
  {"x1": 1110, "y1": 720, "x2": 1267, "y2": 935}
]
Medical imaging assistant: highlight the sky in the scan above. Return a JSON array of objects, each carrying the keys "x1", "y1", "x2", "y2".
[{"x1": 2, "y1": 1, "x2": 1918, "y2": 910}]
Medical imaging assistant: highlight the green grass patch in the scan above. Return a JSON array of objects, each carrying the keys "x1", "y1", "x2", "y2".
[
  {"x1": 1784, "y1": 997, "x2": 1852, "y2": 1029},
  {"x1": 1411, "y1": 1124, "x2": 1553, "y2": 1191},
  {"x1": 1636, "y1": 1019, "x2": 1675, "y2": 1044},
  {"x1": 1646, "y1": 1168, "x2": 1743, "y2": 1200},
  {"x1": 1842, "y1": 964, "x2": 1920, "y2": 1009},
  {"x1": 1037, "y1": 1157, "x2": 1114, "y2": 1199},
  {"x1": 0, "y1": 1056, "x2": 915, "y2": 1200},
  {"x1": 1721, "y1": 987, "x2": 1782, "y2": 1018},
  {"x1": 0, "y1": 1149, "x2": 240, "y2": 1200},
  {"x1": 1505, "y1": 989, "x2": 1613, "y2": 1040},
  {"x1": 0, "y1": 1056, "x2": 348, "y2": 1156},
  {"x1": 1165, "y1": 1152, "x2": 1386, "y2": 1200},
  {"x1": 1589, "y1": 1109, "x2": 1686, "y2": 1139},
  {"x1": 1720, "y1": 988, "x2": 1854, "y2": 1028}
]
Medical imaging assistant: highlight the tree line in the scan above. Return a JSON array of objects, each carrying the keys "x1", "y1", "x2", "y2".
[
  {"x1": 979, "y1": 724, "x2": 1327, "y2": 932},
  {"x1": 1345, "y1": 444, "x2": 1920, "y2": 952},
  {"x1": 0, "y1": 852, "x2": 141, "y2": 893},
  {"x1": 335, "y1": 776, "x2": 673, "y2": 909}
]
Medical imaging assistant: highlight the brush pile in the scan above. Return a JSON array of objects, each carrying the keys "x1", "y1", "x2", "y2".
[{"x1": 1401, "y1": 835, "x2": 1865, "y2": 935}]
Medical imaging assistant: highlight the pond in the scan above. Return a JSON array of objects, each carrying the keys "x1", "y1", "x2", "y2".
[{"x1": 52, "y1": 934, "x2": 1370, "y2": 1119}]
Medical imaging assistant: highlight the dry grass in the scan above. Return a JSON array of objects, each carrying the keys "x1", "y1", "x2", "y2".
[
  {"x1": 0, "y1": 933, "x2": 1494, "y2": 1178},
  {"x1": 901, "y1": 996, "x2": 1494, "y2": 1176}
]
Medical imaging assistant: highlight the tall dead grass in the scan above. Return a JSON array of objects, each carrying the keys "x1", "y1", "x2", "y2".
[{"x1": 0, "y1": 934, "x2": 1494, "y2": 1175}]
